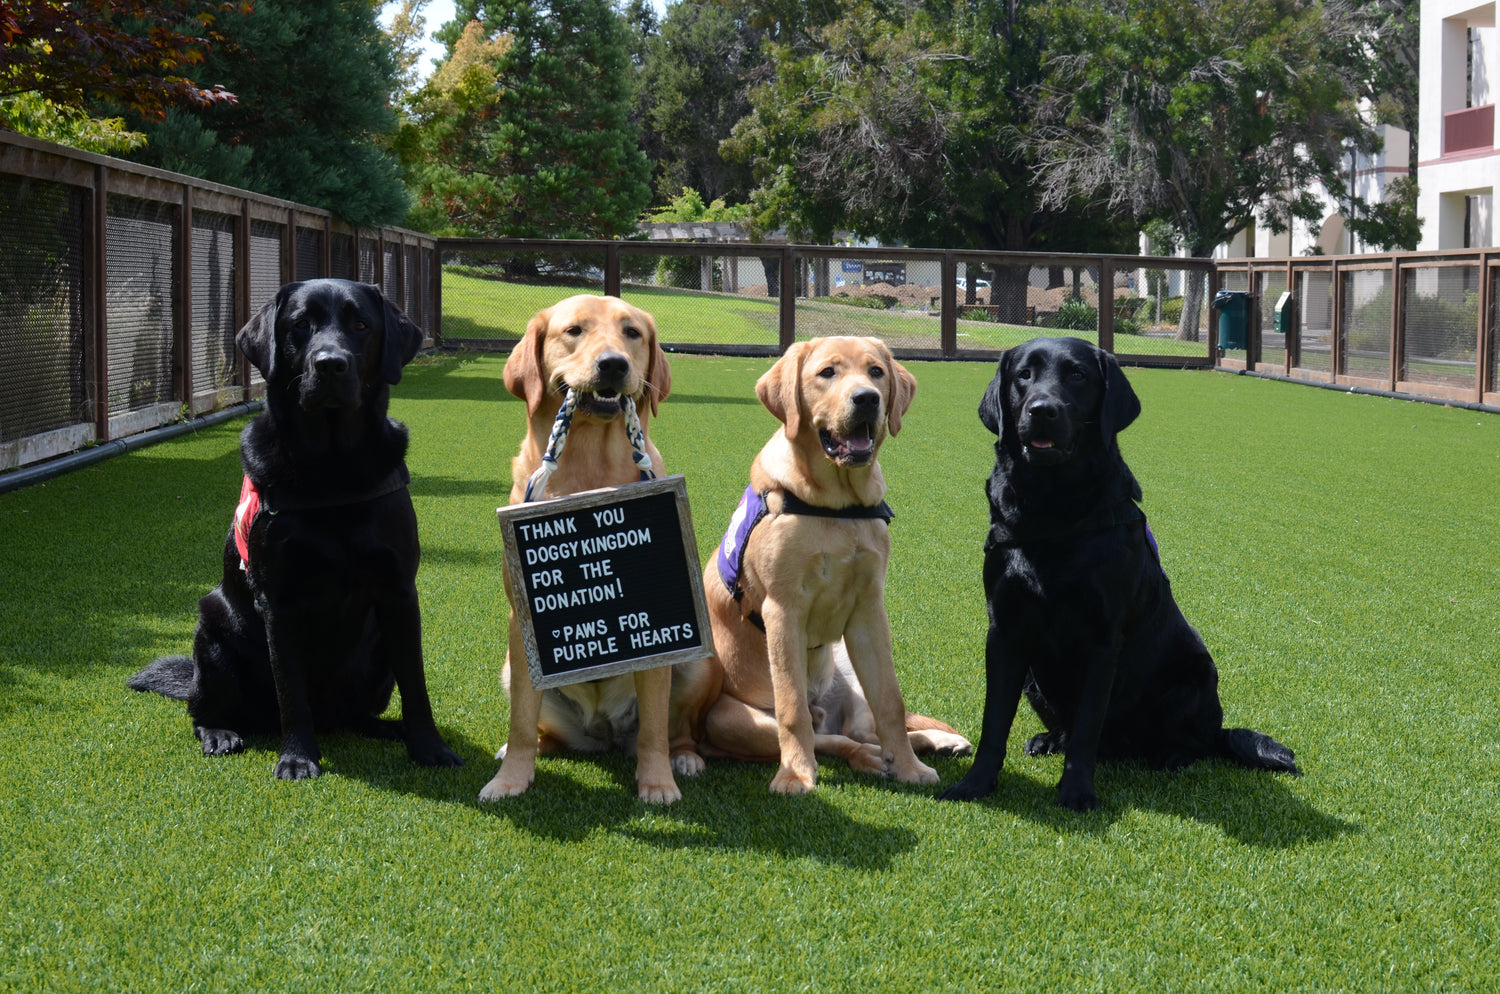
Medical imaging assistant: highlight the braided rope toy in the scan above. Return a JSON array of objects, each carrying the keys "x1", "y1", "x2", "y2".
[{"x1": 524, "y1": 389, "x2": 655, "y2": 502}]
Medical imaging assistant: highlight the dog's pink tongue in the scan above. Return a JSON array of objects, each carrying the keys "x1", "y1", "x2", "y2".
[
  {"x1": 1031, "y1": 438, "x2": 1054, "y2": 450},
  {"x1": 848, "y1": 431, "x2": 873, "y2": 452}
]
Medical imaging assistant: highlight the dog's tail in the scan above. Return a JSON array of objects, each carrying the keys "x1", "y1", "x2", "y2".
[
  {"x1": 1219, "y1": 727, "x2": 1300, "y2": 776},
  {"x1": 127, "y1": 655, "x2": 195, "y2": 700}
]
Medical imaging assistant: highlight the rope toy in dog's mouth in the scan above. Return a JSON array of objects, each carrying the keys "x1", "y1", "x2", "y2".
[{"x1": 523, "y1": 387, "x2": 655, "y2": 502}]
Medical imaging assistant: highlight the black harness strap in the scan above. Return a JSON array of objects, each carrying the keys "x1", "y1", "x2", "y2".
[{"x1": 741, "y1": 489, "x2": 895, "y2": 635}]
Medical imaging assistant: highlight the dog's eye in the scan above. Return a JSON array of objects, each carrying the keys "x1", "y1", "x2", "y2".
[
  {"x1": 818, "y1": 366, "x2": 836, "y2": 379},
  {"x1": 622, "y1": 325, "x2": 642, "y2": 340},
  {"x1": 869, "y1": 365, "x2": 884, "y2": 379},
  {"x1": 1067, "y1": 369, "x2": 1086, "y2": 382},
  {"x1": 1016, "y1": 368, "x2": 1033, "y2": 381},
  {"x1": 564, "y1": 325, "x2": 583, "y2": 337}
]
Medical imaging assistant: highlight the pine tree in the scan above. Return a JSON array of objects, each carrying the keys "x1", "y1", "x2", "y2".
[
  {"x1": 120, "y1": 0, "x2": 409, "y2": 228},
  {"x1": 419, "y1": 0, "x2": 650, "y2": 238}
]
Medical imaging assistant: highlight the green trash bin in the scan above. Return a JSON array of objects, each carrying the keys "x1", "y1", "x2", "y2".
[
  {"x1": 1213, "y1": 289, "x2": 1251, "y2": 351},
  {"x1": 1273, "y1": 291, "x2": 1294, "y2": 338}
]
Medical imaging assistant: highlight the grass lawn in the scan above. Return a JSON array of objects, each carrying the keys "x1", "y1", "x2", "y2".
[
  {"x1": 439, "y1": 267, "x2": 1214, "y2": 360},
  {"x1": 2, "y1": 350, "x2": 1498, "y2": 991}
]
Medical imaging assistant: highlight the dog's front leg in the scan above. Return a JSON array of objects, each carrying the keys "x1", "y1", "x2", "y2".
[
  {"x1": 938, "y1": 620, "x2": 1025, "y2": 801},
  {"x1": 761, "y1": 603, "x2": 818, "y2": 793},
  {"x1": 479, "y1": 615, "x2": 540, "y2": 800},
  {"x1": 380, "y1": 590, "x2": 462, "y2": 768},
  {"x1": 632, "y1": 666, "x2": 681, "y2": 804},
  {"x1": 842, "y1": 608, "x2": 936, "y2": 786},
  {"x1": 261, "y1": 610, "x2": 321, "y2": 780},
  {"x1": 1056, "y1": 644, "x2": 1118, "y2": 812}
]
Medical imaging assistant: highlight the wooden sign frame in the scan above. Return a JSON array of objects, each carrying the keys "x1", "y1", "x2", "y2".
[{"x1": 496, "y1": 474, "x2": 716, "y2": 690}]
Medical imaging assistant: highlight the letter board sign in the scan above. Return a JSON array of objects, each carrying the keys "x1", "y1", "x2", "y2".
[{"x1": 496, "y1": 475, "x2": 715, "y2": 690}]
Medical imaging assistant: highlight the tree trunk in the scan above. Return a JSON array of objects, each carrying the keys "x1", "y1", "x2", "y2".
[{"x1": 1176, "y1": 270, "x2": 1206, "y2": 342}]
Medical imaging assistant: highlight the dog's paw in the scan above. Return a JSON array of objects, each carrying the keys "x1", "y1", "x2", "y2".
[
  {"x1": 1025, "y1": 731, "x2": 1068, "y2": 756},
  {"x1": 478, "y1": 768, "x2": 533, "y2": 801},
  {"x1": 637, "y1": 778, "x2": 683, "y2": 805},
  {"x1": 893, "y1": 758, "x2": 940, "y2": 786},
  {"x1": 671, "y1": 750, "x2": 706, "y2": 777},
  {"x1": 936, "y1": 775, "x2": 996, "y2": 802},
  {"x1": 274, "y1": 754, "x2": 321, "y2": 780},
  {"x1": 409, "y1": 739, "x2": 465, "y2": 768},
  {"x1": 195, "y1": 726, "x2": 244, "y2": 756},
  {"x1": 1057, "y1": 781, "x2": 1100, "y2": 812},
  {"x1": 769, "y1": 767, "x2": 817, "y2": 794},
  {"x1": 913, "y1": 729, "x2": 974, "y2": 757},
  {"x1": 845, "y1": 741, "x2": 888, "y2": 776}
]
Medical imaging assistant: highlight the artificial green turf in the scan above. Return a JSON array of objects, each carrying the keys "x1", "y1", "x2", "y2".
[{"x1": 2, "y1": 352, "x2": 1498, "y2": 991}]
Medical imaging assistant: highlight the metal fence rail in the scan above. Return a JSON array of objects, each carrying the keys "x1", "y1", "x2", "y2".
[
  {"x1": 4, "y1": 130, "x2": 1498, "y2": 478},
  {"x1": 0, "y1": 132, "x2": 439, "y2": 472}
]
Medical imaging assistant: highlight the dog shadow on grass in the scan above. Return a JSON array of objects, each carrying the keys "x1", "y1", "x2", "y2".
[
  {"x1": 339, "y1": 740, "x2": 921, "y2": 871},
  {"x1": 965, "y1": 756, "x2": 1358, "y2": 849}
]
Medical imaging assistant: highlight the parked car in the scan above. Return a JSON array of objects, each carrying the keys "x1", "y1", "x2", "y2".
[{"x1": 956, "y1": 278, "x2": 992, "y2": 292}]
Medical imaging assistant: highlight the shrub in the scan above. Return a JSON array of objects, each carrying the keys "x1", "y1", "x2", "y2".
[{"x1": 1053, "y1": 296, "x2": 1097, "y2": 331}]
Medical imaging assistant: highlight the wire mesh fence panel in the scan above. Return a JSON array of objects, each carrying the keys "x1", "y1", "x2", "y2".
[
  {"x1": 382, "y1": 243, "x2": 400, "y2": 302},
  {"x1": 0, "y1": 175, "x2": 87, "y2": 446},
  {"x1": 618, "y1": 251, "x2": 779, "y2": 349},
  {"x1": 1339, "y1": 268, "x2": 1392, "y2": 380},
  {"x1": 1491, "y1": 266, "x2": 1500, "y2": 395},
  {"x1": 332, "y1": 231, "x2": 355, "y2": 281},
  {"x1": 1401, "y1": 265, "x2": 1480, "y2": 392},
  {"x1": 248, "y1": 219, "x2": 284, "y2": 388},
  {"x1": 420, "y1": 248, "x2": 434, "y2": 331},
  {"x1": 404, "y1": 245, "x2": 421, "y2": 319},
  {"x1": 105, "y1": 196, "x2": 177, "y2": 417},
  {"x1": 189, "y1": 210, "x2": 240, "y2": 404},
  {"x1": 1114, "y1": 266, "x2": 1213, "y2": 360},
  {"x1": 359, "y1": 237, "x2": 378, "y2": 283},
  {"x1": 795, "y1": 254, "x2": 941, "y2": 351},
  {"x1": 1256, "y1": 270, "x2": 1289, "y2": 370},
  {"x1": 1295, "y1": 269, "x2": 1334, "y2": 374},
  {"x1": 441, "y1": 247, "x2": 607, "y2": 341},
  {"x1": 295, "y1": 226, "x2": 323, "y2": 282}
]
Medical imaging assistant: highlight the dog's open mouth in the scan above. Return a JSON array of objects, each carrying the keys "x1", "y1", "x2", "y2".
[
  {"x1": 576, "y1": 390, "x2": 625, "y2": 419},
  {"x1": 820, "y1": 424, "x2": 876, "y2": 465},
  {"x1": 1020, "y1": 431, "x2": 1071, "y2": 462}
]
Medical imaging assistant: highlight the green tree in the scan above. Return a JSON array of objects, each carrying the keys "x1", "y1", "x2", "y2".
[
  {"x1": 1026, "y1": 0, "x2": 1381, "y2": 337},
  {"x1": 633, "y1": 0, "x2": 761, "y2": 205},
  {"x1": 120, "y1": 0, "x2": 409, "y2": 227},
  {"x1": 721, "y1": 0, "x2": 1133, "y2": 318},
  {"x1": 415, "y1": 0, "x2": 651, "y2": 239}
]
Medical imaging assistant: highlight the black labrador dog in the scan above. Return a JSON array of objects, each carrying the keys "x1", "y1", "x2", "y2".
[
  {"x1": 129, "y1": 279, "x2": 462, "y2": 780},
  {"x1": 939, "y1": 336, "x2": 1297, "y2": 811}
]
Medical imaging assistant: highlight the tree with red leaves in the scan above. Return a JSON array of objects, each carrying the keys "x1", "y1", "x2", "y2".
[{"x1": 0, "y1": 0, "x2": 242, "y2": 124}]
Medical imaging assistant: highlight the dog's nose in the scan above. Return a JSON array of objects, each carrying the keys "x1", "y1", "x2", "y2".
[
  {"x1": 851, "y1": 387, "x2": 881, "y2": 412},
  {"x1": 313, "y1": 351, "x2": 349, "y2": 377},
  {"x1": 1025, "y1": 397, "x2": 1059, "y2": 422},
  {"x1": 595, "y1": 352, "x2": 630, "y2": 382}
]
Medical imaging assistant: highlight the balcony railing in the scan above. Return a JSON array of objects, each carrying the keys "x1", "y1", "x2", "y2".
[{"x1": 1443, "y1": 103, "x2": 1496, "y2": 155}]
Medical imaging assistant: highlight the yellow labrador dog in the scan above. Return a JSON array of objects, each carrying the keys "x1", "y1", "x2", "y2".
[
  {"x1": 703, "y1": 336, "x2": 971, "y2": 793},
  {"x1": 480, "y1": 294, "x2": 718, "y2": 805}
]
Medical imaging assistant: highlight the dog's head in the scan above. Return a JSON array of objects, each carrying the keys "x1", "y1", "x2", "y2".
[
  {"x1": 504, "y1": 294, "x2": 670, "y2": 423},
  {"x1": 979, "y1": 336, "x2": 1139, "y2": 466},
  {"x1": 757, "y1": 336, "x2": 916, "y2": 469},
  {"x1": 236, "y1": 280, "x2": 423, "y2": 410}
]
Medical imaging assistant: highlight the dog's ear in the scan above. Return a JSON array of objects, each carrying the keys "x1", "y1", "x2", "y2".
[
  {"x1": 1097, "y1": 347, "x2": 1141, "y2": 440},
  {"x1": 236, "y1": 284, "x2": 293, "y2": 381},
  {"x1": 638, "y1": 308, "x2": 671, "y2": 418},
  {"x1": 379, "y1": 292, "x2": 424, "y2": 385},
  {"x1": 757, "y1": 341, "x2": 810, "y2": 436},
  {"x1": 977, "y1": 350, "x2": 1010, "y2": 436},
  {"x1": 505, "y1": 307, "x2": 552, "y2": 414},
  {"x1": 884, "y1": 353, "x2": 917, "y2": 437}
]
